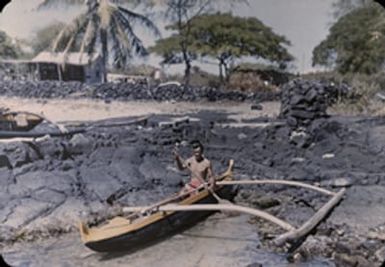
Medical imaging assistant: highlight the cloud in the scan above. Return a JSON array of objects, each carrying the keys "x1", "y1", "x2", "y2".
[{"x1": 0, "y1": 0, "x2": 82, "y2": 39}]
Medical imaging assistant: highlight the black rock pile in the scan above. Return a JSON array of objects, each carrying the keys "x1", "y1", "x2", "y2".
[
  {"x1": 0, "y1": 81, "x2": 278, "y2": 102},
  {"x1": 279, "y1": 79, "x2": 350, "y2": 129}
]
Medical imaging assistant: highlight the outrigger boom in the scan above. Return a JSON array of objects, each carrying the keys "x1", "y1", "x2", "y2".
[
  {"x1": 123, "y1": 203, "x2": 295, "y2": 231},
  {"x1": 122, "y1": 179, "x2": 346, "y2": 248}
]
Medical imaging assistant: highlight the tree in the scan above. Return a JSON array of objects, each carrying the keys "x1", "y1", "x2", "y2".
[
  {"x1": 29, "y1": 22, "x2": 66, "y2": 56},
  {"x1": 312, "y1": 3, "x2": 385, "y2": 74},
  {"x1": 38, "y1": 0, "x2": 160, "y2": 74},
  {"x1": 159, "y1": 0, "x2": 247, "y2": 84},
  {"x1": 332, "y1": 0, "x2": 372, "y2": 18},
  {"x1": 151, "y1": 13, "x2": 293, "y2": 83},
  {"x1": 332, "y1": 0, "x2": 385, "y2": 17},
  {"x1": 374, "y1": 0, "x2": 385, "y2": 9},
  {"x1": 0, "y1": 31, "x2": 22, "y2": 59}
]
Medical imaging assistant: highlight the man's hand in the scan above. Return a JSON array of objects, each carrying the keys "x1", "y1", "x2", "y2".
[
  {"x1": 203, "y1": 182, "x2": 209, "y2": 191},
  {"x1": 208, "y1": 175, "x2": 216, "y2": 191},
  {"x1": 173, "y1": 144, "x2": 180, "y2": 159},
  {"x1": 208, "y1": 181, "x2": 215, "y2": 191}
]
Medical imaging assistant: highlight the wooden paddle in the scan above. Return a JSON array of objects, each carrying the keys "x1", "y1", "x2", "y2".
[
  {"x1": 124, "y1": 183, "x2": 207, "y2": 220},
  {"x1": 113, "y1": 159, "x2": 235, "y2": 215},
  {"x1": 123, "y1": 182, "x2": 233, "y2": 220},
  {"x1": 208, "y1": 187, "x2": 232, "y2": 204},
  {"x1": 208, "y1": 187, "x2": 239, "y2": 216}
]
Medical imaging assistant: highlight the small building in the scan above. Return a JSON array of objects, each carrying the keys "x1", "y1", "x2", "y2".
[{"x1": 31, "y1": 52, "x2": 105, "y2": 83}]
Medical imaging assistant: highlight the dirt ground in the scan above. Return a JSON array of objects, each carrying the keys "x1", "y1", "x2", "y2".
[{"x1": 0, "y1": 96, "x2": 280, "y2": 124}]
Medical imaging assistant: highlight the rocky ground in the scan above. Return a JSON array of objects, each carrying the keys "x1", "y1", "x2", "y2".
[
  {"x1": 0, "y1": 80, "x2": 277, "y2": 102},
  {"x1": 0, "y1": 80, "x2": 384, "y2": 266}
]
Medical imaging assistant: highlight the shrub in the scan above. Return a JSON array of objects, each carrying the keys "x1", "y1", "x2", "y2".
[{"x1": 302, "y1": 71, "x2": 385, "y2": 115}]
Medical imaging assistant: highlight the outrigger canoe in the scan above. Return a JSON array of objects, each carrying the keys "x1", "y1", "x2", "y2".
[
  {"x1": 0, "y1": 111, "x2": 85, "y2": 139},
  {"x1": 79, "y1": 160, "x2": 237, "y2": 253},
  {"x1": 79, "y1": 159, "x2": 347, "y2": 253},
  {"x1": 0, "y1": 111, "x2": 43, "y2": 132}
]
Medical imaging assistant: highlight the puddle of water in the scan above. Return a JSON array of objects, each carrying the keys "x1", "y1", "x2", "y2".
[{"x1": 3, "y1": 214, "x2": 334, "y2": 267}]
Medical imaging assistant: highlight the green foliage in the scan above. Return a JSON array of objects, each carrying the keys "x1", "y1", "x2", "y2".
[
  {"x1": 29, "y1": 22, "x2": 66, "y2": 56},
  {"x1": 332, "y1": 0, "x2": 372, "y2": 18},
  {"x1": 151, "y1": 13, "x2": 293, "y2": 80},
  {"x1": 149, "y1": 35, "x2": 186, "y2": 63},
  {"x1": 158, "y1": 0, "x2": 248, "y2": 84},
  {"x1": 301, "y1": 71, "x2": 385, "y2": 115},
  {"x1": 226, "y1": 71, "x2": 278, "y2": 92},
  {"x1": 190, "y1": 13, "x2": 292, "y2": 62},
  {"x1": 229, "y1": 62, "x2": 292, "y2": 87},
  {"x1": 0, "y1": 31, "x2": 22, "y2": 59},
  {"x1": 313, "y1": 3, "x2": 385, "y2": 74},
  {"x1": 167, "y1": 66, "x2": 221, "y2": 87}
]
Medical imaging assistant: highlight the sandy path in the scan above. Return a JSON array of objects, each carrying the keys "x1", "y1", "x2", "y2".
[{"x1": 0, "y1": 97, "x2": 280, "y2": 123}]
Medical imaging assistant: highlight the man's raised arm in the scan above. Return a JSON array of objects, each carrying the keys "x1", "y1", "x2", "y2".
[{"x1": 173, "y1": 148, "x2": 186, "y2": 170}]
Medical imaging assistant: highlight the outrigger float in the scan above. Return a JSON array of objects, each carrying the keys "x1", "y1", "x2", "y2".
[{"x1": 79, "y1": 160, "x2": 345, "y2": 253}]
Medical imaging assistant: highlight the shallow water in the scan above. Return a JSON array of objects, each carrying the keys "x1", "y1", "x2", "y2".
[{"x1": 3, "y1": 214, "x2": 333, "y2": 267}]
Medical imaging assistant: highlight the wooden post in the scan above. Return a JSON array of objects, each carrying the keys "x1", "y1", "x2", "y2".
[
  {"x1": 273, "y1": 188, "x2": 346, "y2": 247},
  {"x1": 57, "y1": 64, "x2": 62, "y2": 81},
  {"x1": 36, "y1": 63, "x2": 40, "y2": 81}
]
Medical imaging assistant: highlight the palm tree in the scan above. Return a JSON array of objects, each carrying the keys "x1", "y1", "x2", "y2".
[{"x1": 44, "y1": 0, "x2": 160, "y2": 72}]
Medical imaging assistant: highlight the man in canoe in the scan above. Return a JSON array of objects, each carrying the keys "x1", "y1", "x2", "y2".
[{"x1": 173, "y1": 140, "x2": 215, "y2": 194}]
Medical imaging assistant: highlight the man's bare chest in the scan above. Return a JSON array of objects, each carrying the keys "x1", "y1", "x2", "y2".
[{"x1": 187, "y1": 159, "x2": 209, "y2": 173}]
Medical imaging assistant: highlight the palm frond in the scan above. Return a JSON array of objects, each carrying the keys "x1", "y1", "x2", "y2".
[
  {"x1": 114, "y1": 11, "x2": 147, "y2": 56},
  {"x1": 52, "y1": 14, "x2": 89, "y2": 52},
  {"x1": 118, "y1": 6, "x2": 161, "y2": 37},
  {"x1": 79, "y1": 13, "x2": 100, "y2": 62},
  {"x1": 109, "y1": 19, "x2": 129, "y2": 67}
]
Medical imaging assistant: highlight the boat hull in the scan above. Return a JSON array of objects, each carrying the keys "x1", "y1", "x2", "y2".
[{"x1": 84, "y1": 185, "x2": 237, "y2": 253}]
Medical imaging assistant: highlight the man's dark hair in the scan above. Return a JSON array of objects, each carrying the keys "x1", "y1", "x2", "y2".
[{"x1": 190, "y1": 140, "x2": 203, "y2": 151}]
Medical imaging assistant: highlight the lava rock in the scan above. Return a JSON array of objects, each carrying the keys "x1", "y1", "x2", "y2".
[
  {"x1": 0, "y1": 154, "x2": 12, "y2": 169},
  {"x1": 0, "y1": 80, "x2": 279, "y2": 103},
  {"x1": 252, "y1": 195, "x2": 281, "y2": 209},
  {"x1": 67, "y1": 133, "x2": 93, "y2": 155},
  {"x1": 280, "y1": 79, "x2": 350, "y2": 129}
]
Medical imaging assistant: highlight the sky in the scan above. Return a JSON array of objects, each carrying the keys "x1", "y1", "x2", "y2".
[{"x1": 0, "y1": 0, "x2": 337, "y2": 73}]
